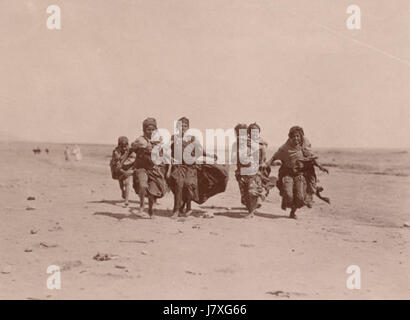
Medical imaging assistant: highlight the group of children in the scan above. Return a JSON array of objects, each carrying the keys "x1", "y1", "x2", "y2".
[
  {"x1": 110, "y1": 117, "x2": 229, "y2": 219},
  {"x1": 110, "y1": 119, "x2": 330, "y2": 219}
]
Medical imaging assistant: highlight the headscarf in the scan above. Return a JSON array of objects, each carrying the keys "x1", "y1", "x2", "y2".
[
  {"x1": 178, "y1": 117, "x2": 189, "y2": 127},
  {"x1": 247, "y1": 122, "x2": 261, "y2": 135},
  {"x1": 117, "y1": 136, "x2": 128, "y2": 145},
  {"x1": 288, "y1": 125, "x2": 304, "y2": 138},
  {"x1": 142, "y1": 117, "x2": 157, "y2": 131},
  {"x1": 234, "y1": 123, "x2": 247, "y2": 135}
]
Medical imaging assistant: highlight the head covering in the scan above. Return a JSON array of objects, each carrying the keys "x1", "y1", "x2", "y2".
[
  {"x1": 234, "y1": 123, "x2": 247, "y2": 134},
  {"x1": 247, "y1": 122, "x2": 261, "y2": 135},
  {"x1": 178, "y1": 117, "x2": 189, "y2": 127},
  {"x1": 288, "y1": 126, "x2": 304, "y2": 138},
  {"x1": 142, "y1": 117, "x2": 157, "y2": 131},
  {"x1": 118, "y1": 136, "x2": 128, "y2": 145}
]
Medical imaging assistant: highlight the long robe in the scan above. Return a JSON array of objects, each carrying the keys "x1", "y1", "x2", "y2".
[
  {"x1": 168, "y1": 135, "x2": 228, "y2": 208},
  {"x1": 233, "y1": 137, "x2": 276, "y2": 211},
  {"x1": 273, "y1": 137, "x2": 318, "y2": 209},
  {"x1": 131, "y1": 136, "x2": 168, "y2": 198}
]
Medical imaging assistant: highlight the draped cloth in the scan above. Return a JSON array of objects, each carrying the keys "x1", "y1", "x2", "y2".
[
  {"x1": 196, "y1": 164, "x2": 229, "y2": 204},
  {"x1": 273, "y1": 137, "x2": 318, "y2": 210},
  {"x1": 168, "y1": 135, "x2": 229, "y2": 206}
]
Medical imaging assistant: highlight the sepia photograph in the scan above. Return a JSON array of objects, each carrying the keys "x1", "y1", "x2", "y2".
[{"x1": 0, "y1": 0, "x2": 409, "y2": 303}]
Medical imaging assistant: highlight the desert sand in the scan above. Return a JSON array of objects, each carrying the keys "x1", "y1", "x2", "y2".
[{"x1": 0, "y1": 141, "x2": 409, "y2": 299}]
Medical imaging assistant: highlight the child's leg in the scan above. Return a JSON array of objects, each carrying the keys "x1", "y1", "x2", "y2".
[
  {"x1": 119, "y1": 180, "x2": 125, "y2": 199},
  {"x1": 136, "y1": 169, "x2": 149, "y2": 213},
  {"x1": 123, "y1": 176, "x2": 132, "y2": 206},
  {"x1": 171, "y1": 180, "x2": 183, "y2": 218},
  {"x1": 148, "y1": 195, "x2": 155, "y2": 218},
  {"x1": 245, "y1": 195, "x2": 257, "y2": 218},
  {"x1": 185, "y1": 200, "x2": 192, "y2": 217},
  {"x1": 289, "y1": 206, "x2": 297, "y2": 219}
]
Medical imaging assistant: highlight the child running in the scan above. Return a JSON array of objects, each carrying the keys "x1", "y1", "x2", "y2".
[{"x1": 110, "y1": 136, "x2": 136, "y2": 207}]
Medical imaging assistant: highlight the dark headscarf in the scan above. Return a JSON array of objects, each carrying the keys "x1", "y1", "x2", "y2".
[
  {"x1": 288, "y1": 126, "x2": 304, "y2": 138},
  {"x1": 142, "y1": 117, "x2": 157, "y2": 131},
  {"x1": 247, "y1": 122, "x2": 261, "y2": 135},
  {"x1": 117, "y1": 136, "x2": 128, "y2": 145},
  {"x1": 234, "y1": 123, "x2": 247, "y2": 134},
  {"x1": 178, "y1": 117, "x2": 189, "y2": 127}
]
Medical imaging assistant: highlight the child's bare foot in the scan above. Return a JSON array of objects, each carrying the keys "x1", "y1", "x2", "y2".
[
  {"x1": 289, "y1": 207, "x2": 297, "y2": 219},
  {"x1": 170, "y1": 211, "x2": 179, "y2": 219},
  {"x1": 244, "y1": 212, "x2": 255, "y2": 219}
]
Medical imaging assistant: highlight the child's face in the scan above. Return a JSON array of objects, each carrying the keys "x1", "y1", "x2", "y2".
[
  {"x1": 144, "y1": 125, "x2": 156, "y2": 139},
  {"x1": 248, "y1": 128, "x2": 260, "y2": 140},
  {"x1": 181, "y1": 122, "x2": 189, "y2": 134},
  {"x1": 290, "y1": 132, "x2": 302, "y2": 147},
  {"x1": 119, "y1": 141, "x2": 128, "y2": 151}
]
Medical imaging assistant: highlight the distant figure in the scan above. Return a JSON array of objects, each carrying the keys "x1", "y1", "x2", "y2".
[
  {"x1": 64, "y1": 146, "x2": 70, "y2": 161},
  {"x1": 110, "y1": 136, "x2": 136, "y2": 207},
  {"x1": 32, "y1": 148, "x2": 41, "y2": 155},
  {"x1": 72, "y1": 145, "x2": 82, "y2": 161},
  {"x1": 45, "y1": 148, "x2": 49, "y2": 155}
]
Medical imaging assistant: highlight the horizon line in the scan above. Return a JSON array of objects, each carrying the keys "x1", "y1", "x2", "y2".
[{"x1": 1, "y1": 139, "x2": 409, "y2": 151}]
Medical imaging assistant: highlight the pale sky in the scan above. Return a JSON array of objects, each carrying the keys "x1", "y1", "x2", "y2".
[{"x1": 0, "y1": 0, "x2": 409, "y2": 148}]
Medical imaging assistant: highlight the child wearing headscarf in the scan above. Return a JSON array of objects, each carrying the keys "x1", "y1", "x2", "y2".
[
  {"x1": 269, "y1": 126, "x2": 329, "y2": 218},
  {"x1": 127, "y1": 118, "x2": 168, "y2": 218},
  {"x1": 233, "y1": 122, "x2": 276, "y2": 218},
  {"x1": 167, "y1": 117, "x2": 228, "y2": 218}
]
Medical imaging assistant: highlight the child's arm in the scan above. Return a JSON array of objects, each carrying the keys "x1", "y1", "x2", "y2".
[
  {"x1": 268, "y1": 154, "x2": 282, "y2": 166},
  {"x1": 313, "y1": 159, "x2": 329, "y2": 174},
  {"x1": 166, "y1": 163, "x2": 172, "y2": 179}
]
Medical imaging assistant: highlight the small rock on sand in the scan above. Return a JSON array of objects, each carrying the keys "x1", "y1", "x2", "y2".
[
  {"x1": 39, "y1": 242, "x2": 58, "y2": 248},
  {"x1": 1, "y1": 265, "x2": 12, "y2": 274},
  {"x1": 403, "y1": 222, "x2": 410, "y2": 228},
  {"x1": 24, "y1": 248, "x2": 33, "y2": 253},
  {"x1": 60, "y1": 260, "x2": 82, "y2": 271},
  {"x1": 26, "y1": 206, "x2": 36, "y2": 211},
  {"x1": 185, "y1": 270, "x2": 202, "y2": 276},
  {"x1": 27, "y1": 196, "x2": 36, "y2": 201},
  {"x1": 203, "y1": 212, "x2": 214, "y2": 219},
  {"x1": 141, "y1": 250, "x2": 149, "y2": 256},
  {"x1": 93, "y1": 253, "x2": 118, "y2": 261},
  {"x1": 30, "y1": 229, "x2": 38, "y2": 235}
]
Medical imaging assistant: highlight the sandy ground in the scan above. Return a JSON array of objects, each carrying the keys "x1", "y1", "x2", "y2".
[{"x1": 0, "y1": 143, "x2": 409, "y2": 300}]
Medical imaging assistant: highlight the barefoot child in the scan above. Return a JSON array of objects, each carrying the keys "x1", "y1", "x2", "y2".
[
  {"x1": 233, "y1": 123, "x2": 275, "y2": 218},
  {"x1": 269, "y1": 126, "x2": 329, "y2": 219},
  {"x1": 110, "y1": 136, "x2": 136, "y2": 207},
  {"x1": 127, "y1": 118, "x2": 168, "y2": 218}
]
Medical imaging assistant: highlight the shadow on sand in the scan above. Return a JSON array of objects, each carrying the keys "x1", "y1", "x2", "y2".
[
  {"x1": 91, "y1": 200, "x2": 286, "y2": 220},
  {"x1": 88, "y1": 199, "x2": 140, "y2": 206},
  {"x1": 214, "y1": 210, "x2": 288, "y2": 220}
]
